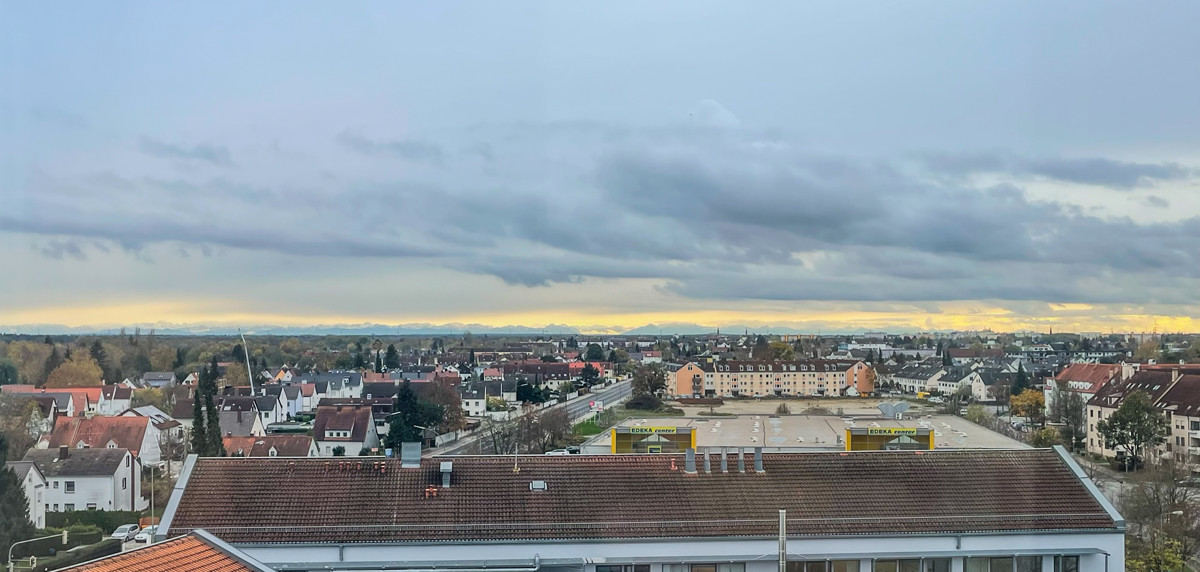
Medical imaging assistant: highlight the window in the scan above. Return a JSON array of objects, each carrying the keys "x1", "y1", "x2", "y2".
[
  {"x1": 126, "y1": 456, "x2": 130, "y2": 467},
  {"x1": 1192, "y1": 420, "x2": 1199, "y2": 431},
  {"x1": 1015, "y1": 557, "x2": 1040, "y2": 572},
  {"x1": 64, "y1": 503, "x2": 75, "y2": 511},
  {"x1": 1053, "y1": 556, "x2": 1079, "y2": 572},
  {"x1": 965, "y1": 557, "x2": 1034, "y2": 572},
  {"x1": 597, "y1": 566, "x2": 649, "y2": 572},
  {"x1": 87, "y1": 503, "x2": 97, "y2": 510},
  {"x1": 788, "y1": 563, "x2": 861, "y2": 572},
  {"x1": 874, "y1": 560, "x2": 919, "y2": 572},
  {"x1": 122, "y1": 477, "x2": 127, "y2": 489},
  {"x1": 65, "y1": 481, "x2": 75, "y2": 493},
  {"x1": 53, "y1": 504, "x2": 59, "y2": 511},
  {"x1": 923, "y1": 561, "x2": 950, "y2": 572},
  {"x1": 53, "y1": 481, "x2": 59, "y2": 489},
  {"x1": 676, "y1": 565, "x2": 745, "y2": 572}
]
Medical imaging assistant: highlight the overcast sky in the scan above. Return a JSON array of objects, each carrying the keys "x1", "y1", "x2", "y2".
[{"x1": 3, "y1": 1, "x2": 1200, "y2": 334}]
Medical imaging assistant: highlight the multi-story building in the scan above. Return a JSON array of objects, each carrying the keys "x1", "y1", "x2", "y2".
[
  {"x1": 22, "y1": 446, "x2": 144, "y2": 512},
  {"x1": 671, "y1": 360, "x2": 872, "y2": 398},
  {"x1": 158, "y1": 447, "x2": 1124, "y2": 570},
  {"x1": 5, "y1": 460, "x2": 47, "y2": 528},
  {"x1": 1086, "y1": 367, "x2": 1200, "y2": 465}
]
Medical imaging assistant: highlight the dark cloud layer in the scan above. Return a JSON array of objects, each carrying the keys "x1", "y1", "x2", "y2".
[{"x1": 6, "y1": 124, "x2": 1200, "y2": 307}]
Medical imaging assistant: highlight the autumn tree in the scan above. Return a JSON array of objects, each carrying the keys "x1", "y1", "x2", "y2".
[
  {"x1": 1097, "y1": 391, "x2": 1168, "y2": 469},
  {"x1": 424, "y1": 381, "x2": 465, "y2": 432},
  {"x1": 1049, "y1": 381, "x2": 1087, "y2": 451},
  {"x1": 44, "y1": 354, "x2": 104, "y2": 388},
  {"x1": 222, "y1": 361, "x2": 249, "y2": 387},
  {"x1": 768, "y1": 341, "x2": 794, "y2": 360},
  {"x1": 1119, "y1": 461, "x2": 1200, "y2": 563},
  {"x1": 5, "y1": 342, "x2": 51, "y2": 386},
  {"x1": 1010, "y1": 390, "x2": 1046, "y2": 426}
]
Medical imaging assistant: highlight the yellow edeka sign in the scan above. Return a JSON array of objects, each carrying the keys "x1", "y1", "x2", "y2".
[
  {"x1": 629, "y1": 426, "x2": 678, "y2": 434},
  {"x1": 866, "y1": 428, "x2": 918, "y2": 436}
]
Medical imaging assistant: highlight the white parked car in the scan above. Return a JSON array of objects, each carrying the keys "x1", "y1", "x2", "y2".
[
  {"x1": 111, "y1": 524, "x2": 140, "y2": 541},
  {"x1": 928, "y1": 396, "x2": 945, "y2": 404},
  {"x1": 134, "y1": 525, "x2": 157, "y2": 543}
]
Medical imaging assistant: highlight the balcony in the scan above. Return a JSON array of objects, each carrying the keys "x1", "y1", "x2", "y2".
[
  {"x1": 1190, "y1": 447, "x2": 1200, "y2": 456},
  {"x1": 1190, "y1": 430, "x2": 1200, "y2": 439}
]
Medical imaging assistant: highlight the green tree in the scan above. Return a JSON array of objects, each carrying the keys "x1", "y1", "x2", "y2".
[
  {"x1": 0, "y1": 358, "x2": 18, "y2": 385},
  {"x1": 203, "y1": 391, "x2": 224, "y2": 457},
  {"x1": 1011, "y1": 363, "x2": 1029, "y2": 396},
  {"x1": 190, "y1": 395, "x2": 207, "y2": 455},
  {"x1": 631, "y1": 364, "x2": 666, "y2": 397},
  {"x1": 751, "y1": 335, "x2": 771, "y2": 360},
  {"x1": 41, "y1": 346, "x2": 64, "y2": 386},
  {"x1": 384, "y1": 344, "x2": 400, "y2": 370},
  {"x1": 384, "y1": 381, "x2": 444, "y2": 449},
  {"x1": 1097, "y1": 391, "x2": 1168, "y2": 469},
  {"x1": 517, "y1": 383, "x2": 546, "y2": 404},
  {"x1": 540, "y1": 354, "x2": 558, "y2": 363},
  {"x1": 374, "y1": 352, "x2": 383, "y2": 374},
  {"x1": 584, "y1": 343, "x2": 604, "y2": 361},
  {"x1": 579, "y1": 363, "x2": 600, "y2": 386},
  {"x1": 0, "y1": 432, "x2": 36, "y2": 562},
  {"x1": 941, "y1": 350, "x2": 952, "y2": 367},
  {"x1": 768, "y1": 341, "x2": 794, "y2": 360},
  {"x1": 89, "y1": 340, "x2": 111, "y2": 382},
  {"x1": 331, "y1": 446, "x2": 346, "y2": 457}
]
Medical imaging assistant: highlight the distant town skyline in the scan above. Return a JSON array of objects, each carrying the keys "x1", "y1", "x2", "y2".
[{"x1": 5, "y1": 2, "x2": 1200, "y2": 334}]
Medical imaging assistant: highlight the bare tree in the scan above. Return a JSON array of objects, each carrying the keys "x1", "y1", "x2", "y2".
[
  {"x1": 1118, "y1": 461, "x2": 1200, "y2": 559},
  {"x1": 479, "y1": 417, "x2": 517, "y2": 455}
]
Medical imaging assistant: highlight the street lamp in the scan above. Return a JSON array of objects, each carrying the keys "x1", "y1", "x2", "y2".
[
  {"x1": 148, "y1": 461, "x2": 165, "y2": 544},
  {"x1": 9, "y1": 530, "x2": 67, "y2": 572}
]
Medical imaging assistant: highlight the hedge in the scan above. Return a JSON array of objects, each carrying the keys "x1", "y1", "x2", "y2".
[
  {"x1": 45, "y1": 510, "x2": 143, "y2": 534},
  {"x1": 31, "y1": 539, "x2": 121, "y2": 572},
  {"x1": 11, "y1": 525, "x2": 103, "y2": 558}
]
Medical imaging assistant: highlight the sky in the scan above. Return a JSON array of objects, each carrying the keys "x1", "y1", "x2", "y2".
[{"x1": 3, "y1": 1, "x2": 1200, "y2": 335}]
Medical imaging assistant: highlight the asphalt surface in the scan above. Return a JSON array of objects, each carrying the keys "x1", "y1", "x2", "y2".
[{"x1": 433, "y1": 379, "x2": 632, "y2": 456}]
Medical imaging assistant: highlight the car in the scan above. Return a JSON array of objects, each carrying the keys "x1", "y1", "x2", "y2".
[
  {"x1": 544, "y1": 449, "x2": 571, "y2": 456},
  {"x1": 1178, "y1": 476, "x2": 1200, "y2": 488},
  {"x1": 111, "y1": 524, "x2": 140, "y2": 541},
  {"x1": 928, "y1": 397, "x2": 944, "y2": 404},
  {"x1": 133, "y1": 526, "x2": 157, "y2": 543}
]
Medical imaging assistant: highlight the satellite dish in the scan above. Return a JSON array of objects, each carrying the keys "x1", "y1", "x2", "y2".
[
  {"x1": 877, "y1": 403, "x2": 895, "y2": 418},
  {"x1": 893, "y1": 402, "x2": 910, "y2": 417}
]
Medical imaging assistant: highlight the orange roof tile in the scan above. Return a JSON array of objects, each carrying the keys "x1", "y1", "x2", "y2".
[
  {"x1": 44, "y1": 416, "x2": 149, "y2": 456},
  {"x1": 59, "y1": 530, "x2": 271, "y2": 572}
]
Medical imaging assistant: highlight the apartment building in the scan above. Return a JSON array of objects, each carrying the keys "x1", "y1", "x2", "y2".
[
  {"x1": 672, "y1": 360, "x2": 873, "y2": 398},
  {"x1": 1086, "y1": 367, "x2": 1200, "y2": 465}
]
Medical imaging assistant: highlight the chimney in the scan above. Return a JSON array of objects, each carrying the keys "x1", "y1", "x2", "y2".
[
  {"x1": 1174, "y1": 369, "x2": 1182, "y2": 384},
  {"x1": 703, "y1": 449, "x2": 711, "y2": 473},
  {"x1": 737, "y1": 448, "x2": 746, "y2": 473},
  {"x1": 720, "y1": 448, "x2": 729, "y2": 473},
  {"x1": 754, "y1": 447, "x2": 764, "y2": 473},
  {"x1": 684, "y1": 449, "x2": 697, "y2": 474},
  {"x1": 400, "y1": 442, "x2": 421, "y2": 469},
  {"x1": 58, "y1": 446, "x2": 68, "y2": 461},
  {"x1": 440, "y1": 461, "x2": 453, "y2": 487}
]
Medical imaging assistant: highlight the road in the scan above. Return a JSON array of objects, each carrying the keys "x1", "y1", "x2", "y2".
[{"x1": 431, "y1": 379, "x2": 632, "y2": 456}]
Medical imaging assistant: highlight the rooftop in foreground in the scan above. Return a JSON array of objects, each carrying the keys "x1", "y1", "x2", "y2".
[{"x1": 161, "y1": 447, "x2": 1118, "y2": 544}]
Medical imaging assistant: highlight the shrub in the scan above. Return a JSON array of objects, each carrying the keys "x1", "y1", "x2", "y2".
[
  {"x1": 44, "y1": 511, "x2": 141, "y2": 537},
  {"x1": 625, "y1": 394, "x2": 662, "y2": 411},
  {"x1": 31, "y1": 539, "x2": 121, "y2": 572},
  {"x1": 775, "y1": 403, "x2": 791, "y2": 415}
]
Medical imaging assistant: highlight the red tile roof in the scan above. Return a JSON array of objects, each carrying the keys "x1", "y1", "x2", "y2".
[
  {"x1": 164, "y1": 449, "x2": 1117, "y2": 544},
  {"x1": 44, "y1": 416, "x2": 149, "y2": 456},
  {"x1": 58, "y1": 530, "x2": 271, "y2": 572},
  {"x1": 312, "y1": 404, "x2": 373, "y2": 442},
  {"x1": 222, "y1": 435, "x2": 314, "y2": 457},
  {"x1": 1054, "y1": 363, "x2": 1120, "y2": 393}
]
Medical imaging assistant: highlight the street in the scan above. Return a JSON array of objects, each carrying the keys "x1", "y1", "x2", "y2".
[{"x1": 430, "y1": 379, "x2": 632, "y2": 456}]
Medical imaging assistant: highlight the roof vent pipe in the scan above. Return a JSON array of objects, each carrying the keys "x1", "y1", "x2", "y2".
[
  {"x1": 737, "y1": 447, "x2": 746, "y2": 473},
  {"x1": 754, "y1": 447, "x2": 764, "y2": 473},
  {"x1": 703, "y1": 449, "x2": 711, "y2": 473},
  {"x1": 684, "y1": 449, "x2": 697, "y2": 474},
  {"x1": 440, "y1": 461, "x2": 453, "y2": 487},
  {"x1": 400, "y1": 442, "x2": 422, "y2": 469},
  {"x1": 720, "y1": 448, "x2": 728, "y2": 473}
]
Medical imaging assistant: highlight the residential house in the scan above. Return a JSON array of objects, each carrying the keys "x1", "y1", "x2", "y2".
[
  {"x1": 5, "y1": 460, "x2": 47, "y2": 528},
  {"x1": 319, "y1": 398, "x2": 394, "y2": 437},
  {"x1": 254, "y1": 395, "x2": 286, "y2": 426},
  {"x1": 172, "y1": 398, "x2": 196, "y2": 430},
  {"x1": 297, "y1": 383, "x2": 317, "y2": 412},
  {"x1": 140, "y1": 372, "x2": 177, "y2": 388},
  {"x1": 1086, "y1": 368, "x2": 1198, "y2": 461},
  {"x1": 459, "y1": 385, "x2": 486, "y2": 418},
  {"x1": 934, "y1": 367, "x2": 980, "y2": 398},
  {"x1": 97, "y1": 385, "x2": 133, "y2": 416},
  {"x1": 4, "y1": 389, "x2": 78, "y2": 417},
  {"x1": 222, "y1": 435, "x2": 318, "y2": 457},
  {"x1": 159, "y1": 448, "x2": 1124, "y2": 571},
  {"x1": 972, "y1": 370, "x2": 1015, "y2": 402},
  {"x1": 1045, "y1": 363, "x2": 1123, "y2": 419},
  {"x1": 120, "y1": 405, "x2": 184, "y2": 455},
  {"x1": 40, "y1": 416, "x2": 162, "y2": 464},
  {"x1": 23, "y1": 446, "x2": 144, "y2": 512},
  {"x1": 946, "y1": 348, "x2": 1006, "y2": 365},
  {"x1": 885, "y1": 363, "x2": 946, "y2": 394},
  {"x1": 218, "y1": 410, "x2": 266, "y2": 437},
  {"x1": 312, "y1": 404, "x2": 379, "y2": 456}
]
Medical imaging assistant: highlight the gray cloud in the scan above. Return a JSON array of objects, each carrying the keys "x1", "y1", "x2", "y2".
[
  {"x1": 8, "y1": 122, "x2": 1200, "y2": 306},
  {"x1": 1143, "y1": 195, "x2": 1170, "y2": 208},
  {"x1": 339, "y1": 132, "x2": 445, "y2": 164},
  {"x1": 919, "y1": 152, "x2": 1191, "y2": 189},
  {"x1": 138, "y1": 137, "x2": 235, "y2": 166}
]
